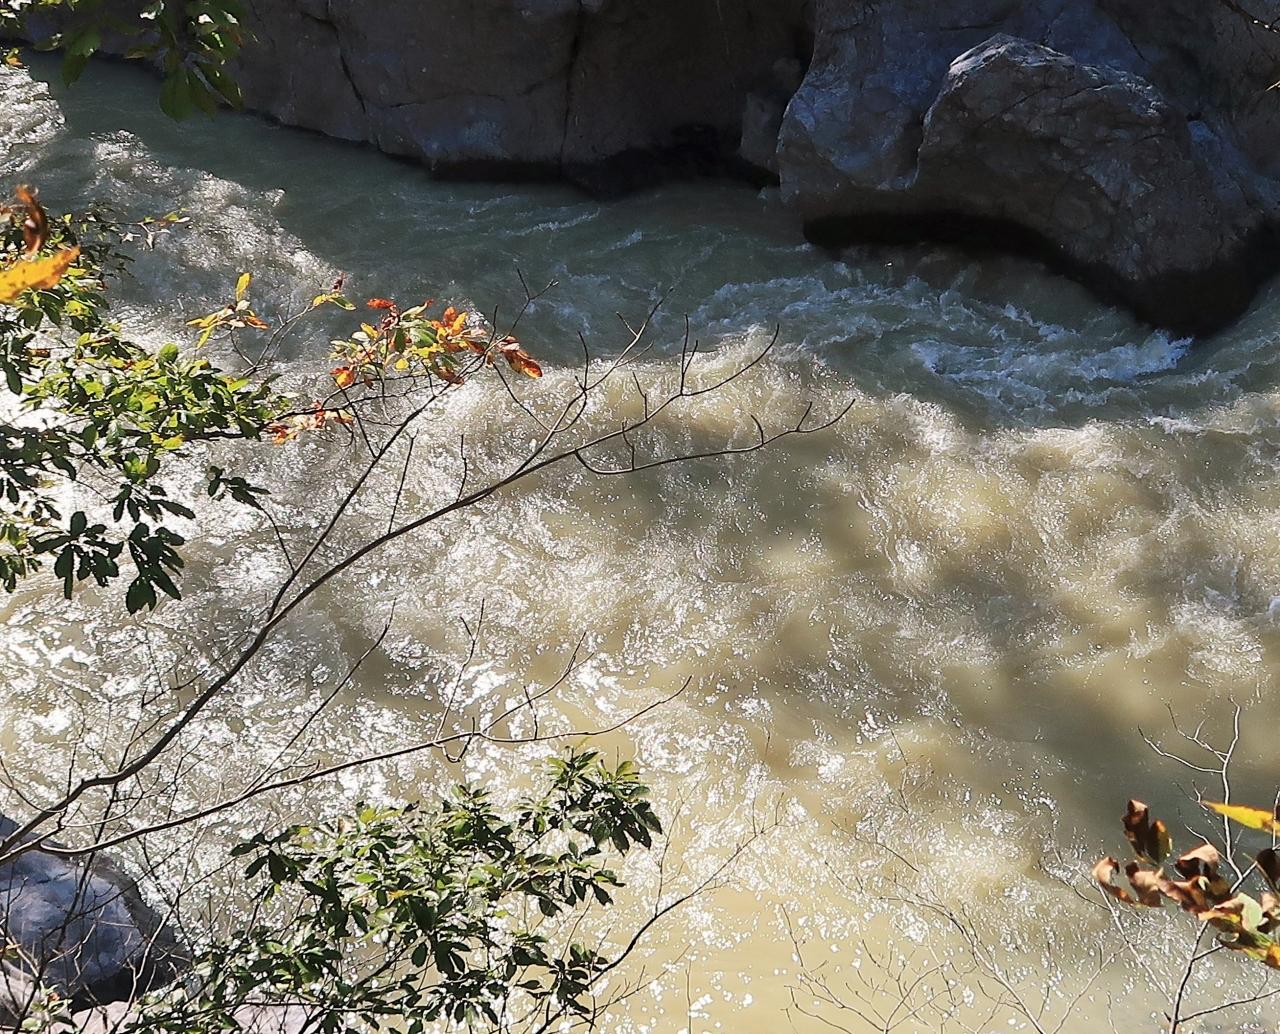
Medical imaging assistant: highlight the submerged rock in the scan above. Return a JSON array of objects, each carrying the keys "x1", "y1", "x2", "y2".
[{"x1": 0, "y1": 816, "x2": 186, "y2": 1022}]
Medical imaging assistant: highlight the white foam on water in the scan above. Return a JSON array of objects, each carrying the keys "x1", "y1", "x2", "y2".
[{"x1": 0, "y1": 65, "x2": 63, "y2": 176}]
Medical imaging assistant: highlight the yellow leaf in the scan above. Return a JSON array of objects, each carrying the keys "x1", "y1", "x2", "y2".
[
  {"x1": 0, "y1": 247, "x2": 80, "y2": 304},
  {"x1": 235, "y1": 272, "x2": 252, "y2": 302},
  {"x1": 1206, "y1": 802, "x2": 1280, "y2": 834}
]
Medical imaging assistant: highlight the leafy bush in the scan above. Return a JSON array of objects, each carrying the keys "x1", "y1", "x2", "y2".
[
  {"x1": 2, "y1": 0, "x2": 245, "y2": 116},
  {"x1": 0, "y1": 185, "x2": 542, "y2": 610},
  {"x1": 0, "y1": 187, "x2": 283, "y2": 607},
  {"x1": 126, "y1": 752, "x2": 663, "y2": 1033}
]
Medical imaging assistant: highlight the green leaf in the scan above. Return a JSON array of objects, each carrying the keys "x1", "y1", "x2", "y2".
[
  {"x1": 125, "y1": 577, "x2": 157, "y2": 614},
  {"x1": 159, "y1": 71, "x2": 194, "y2": 120}
]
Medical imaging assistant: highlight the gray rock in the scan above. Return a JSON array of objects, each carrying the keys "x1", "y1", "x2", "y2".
[
  {"x1": 229, "y1": 0, "x2": 808, "y2": 181},
  {"x1": 775, "y1": 0, "x2": 1280, "y2": 332},
  {"x1": 69, "y1": 1002, "x2": 312, "y2": 1034},
  {"x1": 739, "y1": 58, "x2": 807, "y2": 177},
  {"x1": 913, "y1": 35, "x2": 1261, "y2": 330},
  {"x1": 0, "y1": 816, "x2": 186, "y2": 1022}
]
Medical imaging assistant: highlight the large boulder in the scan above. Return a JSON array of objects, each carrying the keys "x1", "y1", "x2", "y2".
[
  {"x1": 774, "y1": 0, "x2": 1280, "y2": 333},
  {"x1": 909, "y1": 34, "x2": 1257, "y2": 331},
  {"x1": 0, "y1": 816, "x2": 186, "y2": 1022}
]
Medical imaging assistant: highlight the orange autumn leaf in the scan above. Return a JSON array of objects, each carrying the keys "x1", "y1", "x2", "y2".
[
  {"x1": 0, "y1": 246, "x2": 80, "y2": 304},
  {"x1": 267, "y1": 422, "x2": 296, "y2": 445},
  {"x1": 499, "y1": 337, "x2": 542, "y2": 378},
  {"x1": 331, "y1": 365, "x2": 357, "y2": 389},
  {"x1": 14, "y1": 185, "x2": 48, "y2": 255},
  {"x1": 436, "y1": 306, "x2": 467, "y2": 335},
  {"x1": 267, "y1": 405, "x2": 355, "y2": 445},
  {"x1": 367, "y1": 298, "x2": 396, "y2": 311}
]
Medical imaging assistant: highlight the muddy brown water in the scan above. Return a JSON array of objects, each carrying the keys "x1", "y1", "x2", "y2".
[{"x1": 5, "y1": 56, "x2": 1280, "y2": 1032}]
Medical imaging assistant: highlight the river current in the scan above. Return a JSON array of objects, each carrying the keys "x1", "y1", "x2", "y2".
[{"x1": 6, "y1": 57, "x2": 1280, "y2": 1032}]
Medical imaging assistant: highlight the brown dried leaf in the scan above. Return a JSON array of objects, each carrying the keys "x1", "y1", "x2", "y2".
[
  {"x1": 1174, "y1": 842, "x2": 1221, "y2": 880},
  {"x1": 1159, "y1": 874, "x2": 1215, "y2": 914},
  {"x1": 1124, "y1": 862, "x2": 1164, "y2": 907},
  {"x1": 499, "y1": 336, "x2": 542, "y2": 379},
  {"x1": 1123, "y1": 800, "x2": 1173, "y2": 864},
  {"x1": 14, "y1": 185, "x2": 48, "y2": 255},
  {"x1": 1094, "y1": 857, "x2": 1139, "y2": 906},
  {"x1": 1260, "y1": 891, "x2": 1280, "y2": 934}
]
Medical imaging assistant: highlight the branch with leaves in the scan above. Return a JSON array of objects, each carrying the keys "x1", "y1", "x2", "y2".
[
  {"x1": 1093, "y1": 709, "x2": 1280, "y2": 1033},
  {"x1": 2, "y1": 0, "x2": 245, "y2": 117},
  {"x1": 0, "y1": 176, "x2": 842, "y2": 1033}
]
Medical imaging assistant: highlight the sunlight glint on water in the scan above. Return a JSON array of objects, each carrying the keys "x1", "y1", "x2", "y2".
[{"x1": 5, "y1": 56, "x2": 1280, "y2": 1032}]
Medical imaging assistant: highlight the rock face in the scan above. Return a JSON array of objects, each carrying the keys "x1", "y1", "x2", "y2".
[
  {"x1": 210, "y1": 0, "x2": 1280, "y2": 332},
  {"x1": 231, "y1": 0, "x2": 811, "y2": 185},
  {"x1": 0, "y1": 816, "x2": 186, "y2": 1022}
]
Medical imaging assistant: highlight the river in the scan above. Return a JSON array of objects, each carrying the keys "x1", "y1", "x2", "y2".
[{"x1": 5, "y1": 55, "x2": 1280, "y2": 1032}]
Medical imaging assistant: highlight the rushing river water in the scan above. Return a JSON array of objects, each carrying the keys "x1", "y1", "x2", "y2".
[{"x1": 7, "y1": 56, "x2": 1280, "y2": 1032}]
